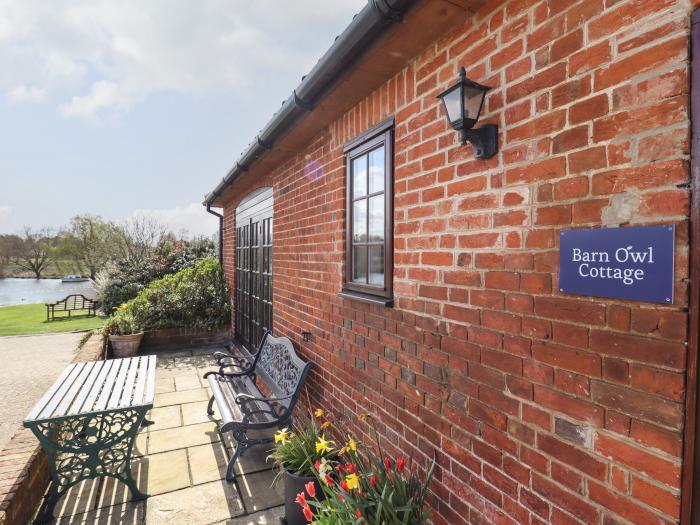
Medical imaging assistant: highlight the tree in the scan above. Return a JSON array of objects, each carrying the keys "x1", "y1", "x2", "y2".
[
  {"x1": 61, "y1": 214, "x2": 117, "y2": 279},
  {"x1": 113, "y1": 215, "x2": 167, "y2": 265},
  {"x1": 0, "y1": 235, "x2": 18, "y2": 277},
  {"x1": 11, "y1": 227, "x2": 55, "y2": 278}
]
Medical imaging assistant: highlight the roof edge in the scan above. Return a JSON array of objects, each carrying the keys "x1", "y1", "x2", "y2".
[{"x1": 203, "y1": 0, "x2": 413, "y2": 206}]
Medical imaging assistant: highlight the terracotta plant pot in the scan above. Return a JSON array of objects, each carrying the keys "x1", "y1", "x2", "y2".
[
  {"x1": 283, "y1": 470, "x2": 323, "y2": 525},
  {"x1": 109, "y1": 332, "x2": 144, "y2": 358}
]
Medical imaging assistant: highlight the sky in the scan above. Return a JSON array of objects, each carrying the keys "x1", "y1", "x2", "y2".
[{"x1": 0, "y1": 0, "x2": 365, "y2": 237}]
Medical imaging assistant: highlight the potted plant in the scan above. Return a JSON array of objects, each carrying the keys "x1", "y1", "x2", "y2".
[
  {"x1": 268, "y1": 409, "x2": 336, "y2": 525},
  {"x1": 103, "y1": 304, "x2": 143, "y2": 358},
  {"x1": 296, "y1": 413, "x2": 435, "y2": 524}
]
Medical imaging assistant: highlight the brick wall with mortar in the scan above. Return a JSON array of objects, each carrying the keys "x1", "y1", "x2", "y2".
[
  {"x1": 220, "y1": 1, "x2": 694, "y2": 523},
  {"x1": 0, "y1": 334, "x2": 105, "y2": 525}
]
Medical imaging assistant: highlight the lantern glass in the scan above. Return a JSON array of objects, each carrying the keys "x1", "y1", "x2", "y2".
[
  {"x1": 440, "y1": 84, "x2": 463, "y2": 128},
  {"x1": 463, "y1": 83, "x2": 485, "y2": 127}
]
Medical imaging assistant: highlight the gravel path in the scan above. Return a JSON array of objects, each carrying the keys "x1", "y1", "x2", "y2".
[{"x1": 0, "y1": 332, "x2": 80, "y2": 450}]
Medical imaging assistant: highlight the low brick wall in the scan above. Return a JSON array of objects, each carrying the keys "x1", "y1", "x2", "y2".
[
  {"x1": 0, "y1": 333, "x2": 105, "y2": 525},
  {"x1": 139, "y1": 326, "x2": 230, "y2": 352}
]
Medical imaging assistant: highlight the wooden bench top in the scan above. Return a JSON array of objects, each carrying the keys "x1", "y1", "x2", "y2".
[{"x1": 24, "y1": 355, "x2": 156, "y2": 424}]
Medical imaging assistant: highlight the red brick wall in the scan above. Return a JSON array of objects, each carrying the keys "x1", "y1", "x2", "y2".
[{"x1": 221, "y1": 1, "x2": 692, "y2": 523}]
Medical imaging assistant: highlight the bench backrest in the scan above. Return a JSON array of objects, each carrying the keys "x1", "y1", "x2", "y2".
[
  {"x1": 254, "y1": 332, "x2": 311, "y2": 407},
  {"x1": 50, "y1": 294, "x2": 95, "y2": 309}
]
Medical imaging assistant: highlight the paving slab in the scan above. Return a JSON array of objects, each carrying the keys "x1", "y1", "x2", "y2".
[
  {"x1": 52, "y1": 479, "x2": 100, "y2": 518},
  {"x1": 215, "y1": 506, "x2": 284, "y2": 525},
  {"x1": 147, "y1": 405, "x2": 182, "y2": 432},
  {"x1": 55, "y1": 500, "x2": 145, "y2": 524},
  {"x1": 181, "y1": 400, "x2": 216, "y2": 426},
  {"x1": 148, "y1": 421, "x2": 219, "y2": 454},
  {"x1": 97, "y1": 449, "x2": 191, "y2": 509},
  {"x1": 175, "y1": 372, "x2": 203, "y2": 391},
  {"x1": 238, "y1": 469, "x2": 284, "y2": 513},
  {"x1": 187, "y1": 442, "x2": 228, "y2": 485},
  {"x1": 154, "y1": 387, "x2": 209, "y2": 408},
  {"x1": 156, "y1": 376, "x2": 176, "y2": 394},
  {"x1": 145, "y1": 480, "x2": 245, "y2": 525}
]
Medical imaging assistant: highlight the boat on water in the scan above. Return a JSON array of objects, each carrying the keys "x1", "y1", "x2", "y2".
[{"x1": 61, "y1": 275, "x2": 90, "y2": 283}]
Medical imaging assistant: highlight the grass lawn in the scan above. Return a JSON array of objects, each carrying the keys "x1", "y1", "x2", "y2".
[{"x1": 0, "y1": 303, "x2": 106, "y2": 337}]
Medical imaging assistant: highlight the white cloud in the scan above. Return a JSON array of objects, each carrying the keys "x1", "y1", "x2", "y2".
[
  {"x1": 59, "y1": 80, "x2": 132, "y2": 118},
  {"x1": 129, "y1": 203, "x2": 219, "y2": 238},
  {"x1": 0, "y1": 207, "x2": 13, "y2": 230},
  {"x1": 0, "y1": 0, "x2": 364, "y2": 119},
  {"x1": 6, "y1": 85, "x2": 45, "y2": 103}
]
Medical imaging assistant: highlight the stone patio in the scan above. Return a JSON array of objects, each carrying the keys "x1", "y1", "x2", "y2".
[{"x1": 33, "y1": 348, "x2": 285, "y2": 525}]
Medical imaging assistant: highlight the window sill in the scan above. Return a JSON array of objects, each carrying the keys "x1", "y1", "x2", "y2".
[{"x1": 339, "y1": 289, "x2": 393, "y2": 307}]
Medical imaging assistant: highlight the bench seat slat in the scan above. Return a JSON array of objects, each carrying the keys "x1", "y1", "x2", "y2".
[
  {"x1": 67, "y1": 360, "x2": 106, "y2": 416},
  {"x1": 37, "y1": 363, "x2": 86, "y2": 420},
  {"x1": 95, "y1": 359, "x2": 125, "y2": 412},
  {"x1": 54, "y1": 361, "x2": 97, "y2": 417},
  {"x1": 26, "y1": 364, "x2": 78, "y2": 421},
  {"x1": 79, "y1": 359, "x2": 115, "y2": 414}
]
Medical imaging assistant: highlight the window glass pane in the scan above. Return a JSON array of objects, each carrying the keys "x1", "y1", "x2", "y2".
[
  {"x1": 353, "y1": 246, "x2": 367, "y2": 283},
  {"x1": 369, "y1": 246, "x2": 384, "y2": 285},
  {"x1": 352, "y1": 155, "x2": 367, "y2": 198},
  {"x1": 353, "y1": 200, "x2": 367, "y2": 243},
  {"x1": 368, "y1": 195, "x2": 384, "y2": 242},
  {"x1": 368, "y1": 146, "x2": 385, "y2": 194}
]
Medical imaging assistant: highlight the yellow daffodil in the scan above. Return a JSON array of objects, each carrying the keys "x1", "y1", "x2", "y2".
[
  {"x1": 315, "y1": 434, "x2": 333, "y2": 454},
  {"x1": 274, "y1": 428, "x2": 289, "y2": 445},
  {"x1": 314, "y1": 408, "x2": 325, "y2": 418},
  {"x1": 359, "y1": 413, "x2": 369, "y2": 422},
  {"x1": 339, "y1": 437, "x2": 357, "y2": 456},
  {"x1": 345, "y1": 473, "x2": 360, "y2": 490},
  {"x1": 320, "y1": 421, "x2": 332, "y2": 430}
]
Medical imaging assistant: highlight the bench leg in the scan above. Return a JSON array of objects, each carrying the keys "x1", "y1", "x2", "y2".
[{"x1": 226, "y1": 441, "x2": 245, "y2": 482}]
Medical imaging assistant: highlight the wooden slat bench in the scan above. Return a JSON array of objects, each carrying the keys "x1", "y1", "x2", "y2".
[
  {"x1": 204, "y1": 332, "x2": 312, "y2": 481},
  {"x1": 45, "y1": 294, "x2": 97, "y2": 321},
  {"x1": 24, "y1": 356, "x2": 156, "y2": 523}
]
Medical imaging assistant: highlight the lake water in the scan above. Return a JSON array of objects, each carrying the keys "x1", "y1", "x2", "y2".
[{"x1": 0, "y1": 278, "x2": 96, "y2": 306}]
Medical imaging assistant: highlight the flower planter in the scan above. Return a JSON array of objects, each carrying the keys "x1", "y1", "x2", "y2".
[
  {"x1": 283, "y1": 470, "x2": 322, "y2": 525},
  {"x1": 108, "y1": 332, "x2": 144, "y2": 358}
]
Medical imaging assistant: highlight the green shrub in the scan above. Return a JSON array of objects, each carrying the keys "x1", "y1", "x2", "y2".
[
  {"x1": 117, "y1": 258, "x2": 230, "y2": 331},
  {"x1": 96, "y1": 237, "x2": 216, "y2": 313}
]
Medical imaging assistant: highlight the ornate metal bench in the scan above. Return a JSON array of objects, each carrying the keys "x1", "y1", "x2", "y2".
[
  {"x1": 46, "y1": 294, "x2": 97, "y2": 321},
  {"x1": 204, "y1": 332, "x2": 312, "y2": 482}
]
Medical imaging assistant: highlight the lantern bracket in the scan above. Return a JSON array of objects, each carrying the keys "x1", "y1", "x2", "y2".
[{"x1": 462, "y1": 124, "x2": 498, "y2": 159}]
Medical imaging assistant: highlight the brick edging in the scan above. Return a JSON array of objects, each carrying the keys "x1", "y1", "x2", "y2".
[{"x1": 0, "y1": 332, "x2": 105, "y2": 525}]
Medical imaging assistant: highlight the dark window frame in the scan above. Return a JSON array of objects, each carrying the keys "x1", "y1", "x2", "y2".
[{"x1": 341, "y1": 117, "x2": 394, "y2": 306}]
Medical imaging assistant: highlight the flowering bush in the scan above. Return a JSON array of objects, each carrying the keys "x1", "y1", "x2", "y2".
[
  {"x1": 267, "y1": 408, "x2": 337, "y2": 482},
  {"x1": 293, "y1": 411, "x2": 435, "y2": 524},
  {"x1": 101, "y1": 258, "x2": 229, "y2": 332},
  {"x1": 102, "y1": 304, "x2": 141, "y2": 336}
]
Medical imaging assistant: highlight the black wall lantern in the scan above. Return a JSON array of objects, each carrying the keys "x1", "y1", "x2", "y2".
[{"x1": 437, "y1": 67, "x2": 498, "y2": 159}]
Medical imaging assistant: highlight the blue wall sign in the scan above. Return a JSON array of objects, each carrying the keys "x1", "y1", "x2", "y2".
[{"x1": 559, "y1": 225, "x2": 674, "y2": 304}]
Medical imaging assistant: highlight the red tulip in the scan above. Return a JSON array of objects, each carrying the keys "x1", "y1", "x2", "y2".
[
  {"x1": 295, "y1": 491, "x2": 307, "y2": 508},
  {"x1": 356, "y1": 508, "x2": 363, "y2": 518},
  {"x1": 340, "y1": 480, "x2": 349, "y2": 491},
  {"x1": 305, "y1": 481, "x2": 316, "y2": 498},
  {"x1": 314, "y1": 460, "x2": 321, "y2": 472},
  {"x1": 383, "y1": 457, "x2": 392, "y2": 470},
  {"x1": 369, "y1": 475, "x2": 376, "y2": 488},
  {"x1": 325, "y1": 473, "x2": 334, "y2": 485},
  {"x1": 303, "y1": 505, "x2": 313, "y2": 522},
  {"x1": 396, "y1": 457, "x2": 406, "y2": 474},
  {"x1": 345, "y1": 462, "x2": 356, "y2": 474}
]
